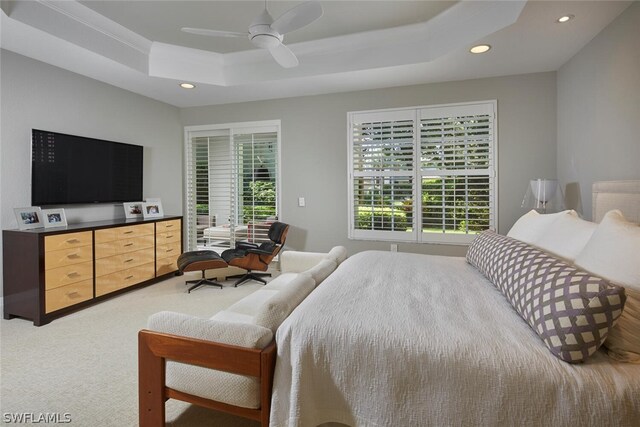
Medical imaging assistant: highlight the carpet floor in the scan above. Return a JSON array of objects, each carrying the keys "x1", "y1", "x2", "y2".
[{"x1": 0, "y1": 272, "x2": 267, "y2": 426}]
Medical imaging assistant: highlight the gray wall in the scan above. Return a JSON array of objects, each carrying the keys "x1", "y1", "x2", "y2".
[
  {"x1": 181, "y1": 72, "x2": 557, "y2": 256},
  {"x1": 0, "y1": 50, "x2": 183, "y2": 293},
  {"x1": 557, "y1": 2, "x2": 640, "y2": 220}
]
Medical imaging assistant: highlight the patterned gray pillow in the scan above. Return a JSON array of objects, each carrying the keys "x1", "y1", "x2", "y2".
[{"x1": 467, "y1": 230, "x2": 626, "y2": 363}]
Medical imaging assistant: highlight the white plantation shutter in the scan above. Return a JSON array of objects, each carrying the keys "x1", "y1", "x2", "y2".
[
  {"x1": 231, "y1": 129, "x2": 279, "y2": 244},
  {"x1": 185, "y1": 121, "x2": 280, "y2": 251},
  {"x1": 419, "y1": 103, "x2": 496, "y2": 244},
  {"x1": 185, "y1": 130, "x2": 232, "y2": 250},
  {"x1": 349, "y1": 110, "x2": 417, "y2": 241},
  {"x1": 348, "y1": 102, "x2": 496, "y2": 244}
]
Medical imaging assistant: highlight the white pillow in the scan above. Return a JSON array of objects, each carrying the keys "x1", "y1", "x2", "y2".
[
  {"x1": 535, "y1": 214, "x2": 597, "y2": 261},
  {"x1": 507, "y1": 210, "x2": 577, "y2": 245},
  {"x1": 574, "y1": 210, "x2": 640, "y2": 362}
]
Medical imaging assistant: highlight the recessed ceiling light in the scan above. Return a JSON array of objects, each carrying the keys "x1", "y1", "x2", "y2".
[
  {"x1": 179, "y1": 83, "x2": 195, "y2": 89},
  {"x1": 469, "y1": 44, "x2": 491, "y2": 54},
  {"x1": 557, "y1": 15, "x2": 574, "y2": 23}
]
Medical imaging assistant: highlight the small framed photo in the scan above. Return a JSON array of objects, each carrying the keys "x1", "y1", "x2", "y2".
[
  {"x1": 42, "y1": 208, "x2": 68, "y2": 228},
  {"x1": 14, "y1": 207, "x2": 44, "y2": 230},
  {"x1": 123, "y1": 202, "x2": 144, "y2": 219},
  {"x1": 142, "y1": 201, "x2": 164, "y2": 218}
]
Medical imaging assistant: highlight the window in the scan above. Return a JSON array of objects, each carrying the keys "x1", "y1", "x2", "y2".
[
  {"x1": 185, "y1": 121, "x2": 280, "y2": 251},
  {"x1": 348, "y1": 102, "x2": 496, "y2": 244}
]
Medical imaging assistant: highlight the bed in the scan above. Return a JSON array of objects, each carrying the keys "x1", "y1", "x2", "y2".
[{"x1": 270, "y1": 181, "x2": 640, "y2": 427}]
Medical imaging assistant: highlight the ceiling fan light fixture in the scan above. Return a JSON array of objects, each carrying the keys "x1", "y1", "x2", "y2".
[
  {"x1": 469, "y1": 44, "x2": 491, "y2": 54},
  {"x1": 557, "y1": 14, "x2": 574, "y2": 23},
  {"x1": 251, "y1": 33, "x2": 282, "y2": 49},
  {"x1": 179, "y1": 83, "x2": 195, "y2": 89}
]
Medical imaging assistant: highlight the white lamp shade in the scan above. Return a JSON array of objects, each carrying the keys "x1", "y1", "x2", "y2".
[
  {"x1": 530, "y1": 179, "x2": 558, "y2": 203},
  {"x1": 522, "y1": 179, "x2": 564, "y2": 213}
]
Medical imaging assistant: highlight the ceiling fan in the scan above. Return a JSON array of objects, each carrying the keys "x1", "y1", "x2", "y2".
[{"x1": 181, "y1": 0, "x2": 323, "y2": 69}]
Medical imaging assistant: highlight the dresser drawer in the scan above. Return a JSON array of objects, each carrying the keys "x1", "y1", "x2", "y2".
[
  {"x1": 156, "y1": 219, "x2": 181, "y2": 232},
  {"x1": 45, "y1": 261, "x2": 93, "y2": 291},
  {"x1": 45, "y1": 279, "x2": 93, "y2": 313},
  {"x1": 45, "y1": 245, "x2": 93, "y2": 270},
  {"x1": 95, "y1": 248, "x2": 155, "y2": 277},
  {"x1": 117, "y1": 223, "x2": 154, "y2": 239},
  {"x1": 95, "y1": 223, "x2": 154, "y2": 243},
  {"x1": 95, "y1": 234, "x2": 155, "y2": 259},
  {"x1": 156, "y1": 255, "x2": 178, "y2": 276},
  {"x1": 95, "y1": 262, "x2": 155, "y2": 297},
  {"x1": 156, "y1": 242, "x2": 181, "y2": 259},
  {"x1": 156, "y1": 231, "x2": 181, "y2": 245},
  {"x1": 45, "y1": 231, "x2": 92, "y2": 253}
]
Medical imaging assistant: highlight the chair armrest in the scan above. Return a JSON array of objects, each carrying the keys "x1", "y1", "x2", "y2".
[
  {"x1": 247, "y1": 248, "x2": 274, "y2": 256},
  {"x1": 147, "y1": 311, "x2": 273, "y2": 349},
  {"x1": 236, "y1": 242, "x2": 259, "y2": 250},
  {"x1": 280, "y1": 251, "x2": 329, "y2": 273}
]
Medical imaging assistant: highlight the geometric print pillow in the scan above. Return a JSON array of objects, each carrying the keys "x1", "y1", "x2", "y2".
[{"x1": 467, "y1": 230, "x2": 626, "y2": 363}]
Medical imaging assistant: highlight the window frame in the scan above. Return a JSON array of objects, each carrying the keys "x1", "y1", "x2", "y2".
[{"x1": 347, "y1": 101, "x2": 498, "y2": 245}]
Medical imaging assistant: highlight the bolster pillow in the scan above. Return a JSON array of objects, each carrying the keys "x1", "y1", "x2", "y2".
[{"x1": 467, "y1": 230, "x2": 626, "y2": 363}]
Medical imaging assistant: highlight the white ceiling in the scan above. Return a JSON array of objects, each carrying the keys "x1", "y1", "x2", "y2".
[
  {"x1": 0, "y1": 1, "x2": 632, "y2": 108},
  {"x1": 79, "y1": 1, "x2": 456, "y2": 54}
]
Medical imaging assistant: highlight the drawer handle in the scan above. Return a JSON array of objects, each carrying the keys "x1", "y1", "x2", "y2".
[
  {"x1": 165, "y1": 235, "x2": 173, "y2": 239},
  {"x1": 67, "y1": 271, "x2": 79, "y2": 277},
  {"x1": 166, "y1": 248, "x2": 174, "y2": 253},
  {"x1": 124, "y1": 230, "x2": 134, "y2": 234},
  {"x1": 124, "y1": 275, "x2": 134, "y2": 280},
  {"x1": 124, "y1": 243, "x2": 134, "y2": 247},
  {"x1": 165, "y1": 224, "x2": 174, "y2": 228},
  {"x1": 67, "y1": 291, "x2": 81, "y2": 299},
  {"x1": 67, "y1": 253, "x2": 80, "y2": 259},
  {"x1": 124, "y1": 258, "x2": 134, "y2": 263},
  {"x1": 66, "y1": 238, "x2": 80, "y2": 243}
]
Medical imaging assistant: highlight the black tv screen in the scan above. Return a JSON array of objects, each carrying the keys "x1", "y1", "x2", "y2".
[{"x1": 31, "y1": 129, "x2": 143, "y2": 206}]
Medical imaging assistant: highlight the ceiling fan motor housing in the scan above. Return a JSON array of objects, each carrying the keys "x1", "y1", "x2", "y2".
[{"x1": 249, "y1": 9, "x2": 283, "y2": 49}]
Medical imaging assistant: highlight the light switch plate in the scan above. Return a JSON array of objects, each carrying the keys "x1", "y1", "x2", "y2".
[{"x1": 298, "y1": 197, "x2": 305, "y2": 207}]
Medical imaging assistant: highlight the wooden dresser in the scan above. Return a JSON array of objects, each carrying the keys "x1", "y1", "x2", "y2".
[{"x1": 3, "y1": 216, "x2": 182, "y2": 326}]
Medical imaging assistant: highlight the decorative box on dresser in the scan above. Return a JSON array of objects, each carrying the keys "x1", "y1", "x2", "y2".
[{"x1": 2, "y1": 216, "x2": 182, "y2": 326}]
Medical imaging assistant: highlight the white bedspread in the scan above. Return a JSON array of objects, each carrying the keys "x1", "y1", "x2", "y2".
[{"x1": 270, "y1": 251, "x2": 640, "y2": 427}]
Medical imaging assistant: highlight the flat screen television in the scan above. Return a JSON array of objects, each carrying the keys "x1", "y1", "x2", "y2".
[{"x1": 31, "y1": 129, "x2": 143, "y2": 206}]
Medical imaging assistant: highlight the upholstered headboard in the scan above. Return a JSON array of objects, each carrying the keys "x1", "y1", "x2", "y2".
[{"x1": 592, "y1": 180, "x2": 640, "y2": 223}]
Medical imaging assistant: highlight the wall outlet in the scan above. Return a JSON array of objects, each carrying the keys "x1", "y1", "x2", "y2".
[
  {"x1": 390, "y1": 244, "x2": 398, "y2": 252},
  {"x1": 298, "y1": 197, "x2": 305, "y2": 207}
]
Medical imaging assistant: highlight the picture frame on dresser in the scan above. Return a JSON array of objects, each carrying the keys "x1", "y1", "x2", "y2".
[
  {"x1": 142, "y1": 201, "x2": 163, "y2": 218},
  {"x1": 13, "y1": 207, "x2": 44, "y2": 230},
  {"x1": 123, "y1": 202, "x2": 144, "y2": 219},
  {"x1": 42, "y1": 208, "x2": 68, "y2": 228}
]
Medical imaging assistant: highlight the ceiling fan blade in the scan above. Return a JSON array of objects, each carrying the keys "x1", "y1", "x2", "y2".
[
  {"x1": 181, "y1": 27, "x2": 246, "y2": 38},
  {"x1": 271, "y1": 1, "x2": 323, "y2": 35},
  {"x1": 269, "y1": 43, "x2": 299, "y2": 68}
]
